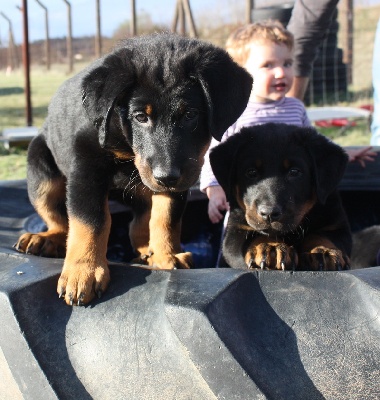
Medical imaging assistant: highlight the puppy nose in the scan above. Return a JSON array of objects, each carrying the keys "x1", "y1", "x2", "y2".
[
  {"x1": 258, "y1": 205, "x2": 282, "y2": 222},
  {"x1": 153, "y1": 168, "x2": 180, "y2": 187}
]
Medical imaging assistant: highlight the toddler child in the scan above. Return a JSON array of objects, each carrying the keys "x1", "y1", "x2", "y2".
[{"x1": 200, "y1": 21, "x2": 311, "y2": 223}]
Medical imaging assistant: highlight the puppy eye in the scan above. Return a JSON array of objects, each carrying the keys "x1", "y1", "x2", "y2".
[
  {"x1": 135, "y1": 113, "x2": 149, "y2": 123},
  {"x1": 288, "y1": 168, "x2": 302, "y2": 178},
  {"x1": 245, "y1": 168, "x2": 259, "y2": 180},
  {"x1": 185, "y1": 109, "x2": 198, "y2": 120}
]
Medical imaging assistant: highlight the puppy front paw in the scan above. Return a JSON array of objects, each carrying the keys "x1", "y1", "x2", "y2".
[
  {"x1": 299, "y1": 246, "x2": 350, "y2": 271},
  {"x1": 245, "y1": 241, "x2": 298, "y2": 270},
  {"x1": 57, "y1": 259, "x2": 110, "y2": 306},
  {"x1": 135, "y1": 250, "x2": 193, "y2": 269},
  {"x1": 14, "y1": 231, "x2": 67, "y2": 258}
]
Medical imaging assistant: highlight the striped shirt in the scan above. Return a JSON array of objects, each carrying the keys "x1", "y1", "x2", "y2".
[{"x1": 200, "y1": 96, "x2": 312, "y2": 191}]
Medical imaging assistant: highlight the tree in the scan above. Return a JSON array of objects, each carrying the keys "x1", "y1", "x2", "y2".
[{"x1": 112, "y1": 10, "x2": 169, "y2": 40}]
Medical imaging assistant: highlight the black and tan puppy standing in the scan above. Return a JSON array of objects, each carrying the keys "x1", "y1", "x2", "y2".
[
  {"x1": 14, "y1": 33, "x2": 252, "y2": 305},
  {"x1": 210, "y1": 123, "x2": 352, "y2": 271}
]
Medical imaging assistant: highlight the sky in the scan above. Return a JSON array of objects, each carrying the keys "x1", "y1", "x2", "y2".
[
  {"x1": 1, "y1": 0, "x2": 379, "y2": 45},
  {"x1": 0, "y1": 0, "x2": 217, "y2": 45}
]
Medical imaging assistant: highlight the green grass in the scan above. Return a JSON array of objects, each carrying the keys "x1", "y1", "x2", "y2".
[
  {"x1": 0, "y1": 63, "x2": 373, "y2": 181},
  {"x1": 0, "y1": 120, "x2": 372, "y2": 182},
  {"x1": 316, "y1": 119, "x2": 372, "y2": 146},
  {"x1": 0, "y1": 63, "x2": 86, "y2": 180},
  {"x1": 0, "y1": 149, "x2": 28, "y2": 180},
  {"x1": 0, "y1": 63, "x2": 84, "y2": 129}
]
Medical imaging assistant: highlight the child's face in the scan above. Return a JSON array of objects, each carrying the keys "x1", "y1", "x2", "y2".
[{"x1": 244, "y1": 41, "x2": 294, "y2": 103}]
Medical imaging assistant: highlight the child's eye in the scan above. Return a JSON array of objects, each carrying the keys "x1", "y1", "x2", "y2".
[{"x1": 284, "y1": 61, "x2": 293, "y2": 68}]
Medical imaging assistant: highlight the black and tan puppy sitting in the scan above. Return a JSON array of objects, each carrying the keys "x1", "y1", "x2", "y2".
[
  {"x1": 209, "y1": 123, "x2": 352, "y2": 271},
  {"x1": 14, "y1": 33, "x2": 252, "y2": 305}
]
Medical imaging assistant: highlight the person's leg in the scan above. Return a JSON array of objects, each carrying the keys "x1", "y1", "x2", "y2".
[{"x1": 371, "y1": 18, "x2": 380, "y2": 145}]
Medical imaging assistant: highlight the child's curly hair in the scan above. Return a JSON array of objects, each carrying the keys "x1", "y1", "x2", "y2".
[{"x1": 226, "y1": 20, "x2": 294, "y2": 66}]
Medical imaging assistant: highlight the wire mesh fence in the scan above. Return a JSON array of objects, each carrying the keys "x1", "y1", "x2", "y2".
[{"x1": 0, "y1": 0, "x2": 378, "y2": 115}]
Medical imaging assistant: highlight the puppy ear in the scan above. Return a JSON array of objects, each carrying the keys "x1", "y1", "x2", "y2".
[
  {"x1": 195, "y1": 49, "x2": 253, "y2": 141},
  {"x1": 209, "y1": 135, "x2": 242, "y2": 201},
  {"x1": 82, "y1": 48, "x2": 135, "y2": 147},
  {"x1": 304, "y1": 128, "x2": 348, "y2": 204}
]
